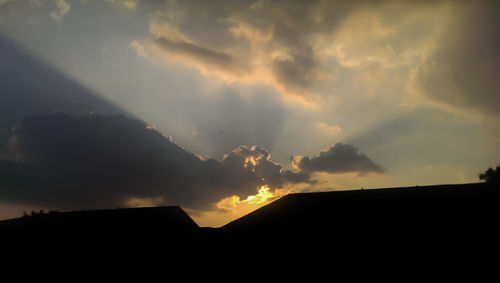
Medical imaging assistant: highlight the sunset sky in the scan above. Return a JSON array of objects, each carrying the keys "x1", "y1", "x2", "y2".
[{"x1": 1, "y1": 0, "x2": 499, "y2": 227}]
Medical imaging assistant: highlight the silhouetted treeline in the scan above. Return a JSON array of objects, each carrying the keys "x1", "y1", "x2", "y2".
[{"x1": 480, "y1": 166, "x2": 500, "y2": 184}]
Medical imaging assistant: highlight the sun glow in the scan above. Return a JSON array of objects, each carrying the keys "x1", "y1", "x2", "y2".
[
  {"x1": 217, "y1": 185, "x2": 276, "y2": 210},
  {"x1": 243, "y1": 154, "x2": 264, "y2": 168},
  {"x1": 246, "y1": 185, "x2": 274, "y2": 204}
]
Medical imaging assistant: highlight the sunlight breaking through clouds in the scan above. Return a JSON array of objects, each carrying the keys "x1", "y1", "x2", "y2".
[
  {"x1": 1, "y1": 0, "x2": 499, "y2": 228},
  {"x1": 216, "y1": 185, "x2": 285, "y2": 211}
]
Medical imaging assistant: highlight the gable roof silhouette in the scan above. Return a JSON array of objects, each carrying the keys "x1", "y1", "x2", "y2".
[
  {"x1": 0, "y1": 206, "x2": 199, "y2": 243},
  {"x1": 221, "y1": 183, "x2": 499, "y2": 238}
]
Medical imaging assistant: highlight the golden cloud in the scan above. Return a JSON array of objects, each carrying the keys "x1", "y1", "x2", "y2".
[{"x1": 133, "y1": 0, "x2": 496, "y2": 116}]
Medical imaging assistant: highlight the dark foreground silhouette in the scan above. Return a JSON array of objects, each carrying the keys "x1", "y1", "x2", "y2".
[
  {"x1": 2, "y1": 182, "x2": 499, "y2": 256},
  {"x1": 1, "y1": 206, "x2": 198, "y2": 240},
  {"x1": 223, "y1": 183, "x2": 499, "y2": 235}
]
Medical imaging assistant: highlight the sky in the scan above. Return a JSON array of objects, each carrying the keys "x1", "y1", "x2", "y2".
[{"x1": 0, "y1": 0, "x2": 499, "y2": 227}]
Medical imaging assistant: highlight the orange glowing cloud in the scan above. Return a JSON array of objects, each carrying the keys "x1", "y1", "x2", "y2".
[
  {"x1": 136, "y1": 1, "x2": 340, "y2": 108},
  {"x1": 216, "y1": 185, "x2": 287, "y2": 211},
  {"x1": 315, "y1": 122, "x2": 342, "y2": 136},
  {"x1": 136, "y1": 0, "x2": 481, "y2": 113}
]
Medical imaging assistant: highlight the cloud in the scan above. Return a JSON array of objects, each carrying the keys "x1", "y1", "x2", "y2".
[
  {"x1": 215, "y1": 185, "x2": 286, "y2": 211},
  {"x1": 141, "y1": 0, "x2": 366, "y2": 101},
  {"x1": 104, "y1": 0, "x2": 137, "y2": 10},
  {"x1": 142, "y1": 0, "x2": 471, "y2": 109},
  {"x1": 411, "y1": 1, "x2": 500, "y2": 116},
  {"x1": 186, "y1": 88, "x2": 288, "y2": 159},
  {"x1": 292, "y1": 143, "x2": 385, "y2": 175},
  {"x1": 346, "y1": 108, "x2": 494, "y2": 174},
  {"x1": 315, "y1": 122, "x2": 342, "y2": 136},
  {"x1": 50, "y1": 0, "x2": 70, "y2": 22},
  {"x1": 1, "y1": 113, "x2": 310, "y2": 211},
  {"x1": 130, "y1": 40, "x2": 147, "y2": 57},
  {"x1": 0, "y1": 36, "x2": 126, "y2": 156},
  {"x1": 152, "y1": 36, "x2": 249, "y2": 76},
  {"x1": 271, "y1": 46, "x2": 321, "y2": 96},
  {"x1": 221, "y1": 145, "x2": 315, "y2": 189}
]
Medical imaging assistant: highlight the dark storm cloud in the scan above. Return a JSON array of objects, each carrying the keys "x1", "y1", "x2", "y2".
[
  {"x1": 414, "y1": 1, "x2": 500, "y2": 115},
  {"x1": 0, "y1": 36, "x2": 127, "y2": 156},
  {"x1": 283, "y1": 170, "x2": 315, "y2": 184},
  {"x1": 221, "y1": 145, "x2": 316, "y2": 189},
  {"x1": 1, "y1": 113, "x2": 309, "y2": 211},
  {"x1": 292, "y1": 143, "x2": 385, "y2": 175}
]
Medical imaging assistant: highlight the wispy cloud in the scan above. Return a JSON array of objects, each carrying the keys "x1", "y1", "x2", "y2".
[{"x1": 50, "y1": 0, "x2": 70, "y2": 22}]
